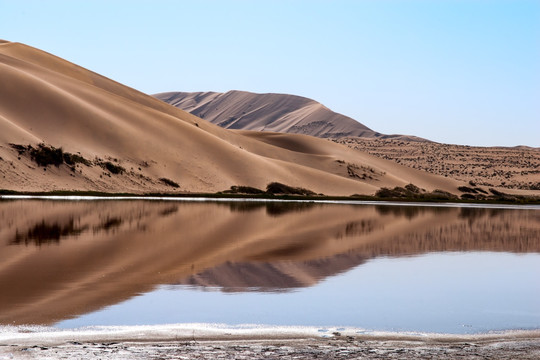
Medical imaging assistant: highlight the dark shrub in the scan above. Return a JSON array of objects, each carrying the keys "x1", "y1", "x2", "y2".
[
  {"x1": 266, "y1": 182, "x2": 315, "y2": 196},
  {"x1": 427, "y1": 190, "x2": 457, "y2": 200},
  {"x1": 30, "y1": 144, "x2": 64, "y2": 167},
  {"x1": 225, "y1": 185, "x2": 265, "y2": 194},
  {"x1": 9, "y1": 144, "x2": 29, "y2": 155},
  {"x1": 63, "y1": 153, "x2": 91, "y2": 166},
  {"x1": 375, "y1": 187, "x2": 399, "y2": 198},
  {"x1": 101, "y1": 161, "x2": 125, "y2": 174},
  {"x1": 458, "y1": 186, "x2": 477, "y2": 193},
  {"x1": 404, "y1": 183, "x2": 421, "y2": 193},
  {"x1": 159, "y1": 178, "x2": 179, "y2": 188}
]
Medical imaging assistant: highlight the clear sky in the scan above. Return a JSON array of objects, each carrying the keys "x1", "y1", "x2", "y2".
[{"x1": 1, "y1": 0, "x2": 539, "y2": 146}]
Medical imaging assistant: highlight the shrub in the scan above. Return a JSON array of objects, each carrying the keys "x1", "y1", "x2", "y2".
[
  {"x1": 404, "y1": 183, "x2": 421, "y2": 193},
  {"x1": 30, "y1": 144, "x2": 64, "y2": 167},
  {"x1": 224, "y1": 185, "x2": 265, "y2": 194},
  {"x1": 10, "y1": 143, "x2": 92, "y2": 168},
  {"x1": 266, "y1": 182, "x2": 316, "y2": 196},
  {"x1": 159, "y1": 178, "x2": 179, "y2": 188},
  {"x1": 427, "y1": 189, "x2": 457, "y2": 200},
  {"x1": 458, "y1": 186, "x2": 477, "y2": 193},
  {"x1": 101, "y1": 161, "x2": 125, "y2": 174},
  {"x1": 63, "y1": 153, "x2": 91, "y2": 166},
  {"x1": 9, "y1": 144, "x2": 29, "y2": 154},
  {"x1": 376, "y1": 186, "x2": 457, "y2": 200}
]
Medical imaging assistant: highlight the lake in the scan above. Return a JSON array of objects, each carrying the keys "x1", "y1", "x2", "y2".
[{"x1": 1, "y1": 198, "x2": 539, "y2": 334}]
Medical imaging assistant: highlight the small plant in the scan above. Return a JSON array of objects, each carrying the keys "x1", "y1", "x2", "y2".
[
  {"x1": 224, "y1": 185, "x2": 265, "y2": 194},
  {"x1": 159, "y1": 178, "x2": 180, "y2": 188},
  {"x1": 458, "y1": 186, "x2": 477, "y2": 193},
  {"x1": 98, "y1": 161, "x2": 125, "y2": 174},
  {"x1": 9, "y1": 144, "x2": 29, "y2": 154},
  {"x1": 63, "y1": 153, "x2": 91, "y2": 166},
  {"x1": 404, "y1": 183, "x2": 421, "y2": 193},
  {"x1": 266, "y1": 182, "x2": 315, "y2": 196},
  {"x1": 30, "y1": 144, "x2": 64, "y2": 167}
]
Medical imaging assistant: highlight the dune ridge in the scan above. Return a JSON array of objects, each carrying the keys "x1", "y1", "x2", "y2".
[
  {"x1": 0, "y1": 40, "x2": 463, "y2": 196},
  {"x1": 155, "y1": 90, "x2": 422, "y2": 141}
]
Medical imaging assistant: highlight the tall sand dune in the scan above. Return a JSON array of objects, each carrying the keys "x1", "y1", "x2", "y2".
[
  {"x1": 155, "y1": 90, "x2": 422, "y2": 140},
  {"x1": 0, "y1": 41, "x2": 461, "y2": 195}
]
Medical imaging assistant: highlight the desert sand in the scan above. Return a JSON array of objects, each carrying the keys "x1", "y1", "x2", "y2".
[
  {"x1": 156, "y1": 91, "x2": 540, "y2": 198},
  {"x1": 0, "y1": 40, "x2": 467, "y2": 197},
  {"x1": 156, "y1": 90, "x2": 425, "y2": 141},
  {"x1": 338, "y1": 137, "x2": 540, "y2": 191},
  {"x1": 155, "y1": 90, "x2": 381, "y2": 139}
]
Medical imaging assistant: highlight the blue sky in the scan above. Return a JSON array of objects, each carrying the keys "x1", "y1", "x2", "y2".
[{"x1": 1, "y1": 0, "x2": 539, "y2": 146}]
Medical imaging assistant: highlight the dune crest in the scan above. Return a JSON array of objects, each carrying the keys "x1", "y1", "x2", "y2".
[{"x1": 155, "y1": 90, "x2": 422, "y2": 141}]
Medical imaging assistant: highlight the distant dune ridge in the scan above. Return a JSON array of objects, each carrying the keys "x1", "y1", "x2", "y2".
[
  {"x1": 0, "y1": 40, "x2": 467, "y2": 196},
  {"x1": 155, "y1": 90, "x2": 422, "y2": 141}
]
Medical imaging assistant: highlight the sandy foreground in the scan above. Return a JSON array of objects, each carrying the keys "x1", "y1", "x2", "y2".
[{"x1": 0, "y1": 326, "x2": 539, "y2": 359}]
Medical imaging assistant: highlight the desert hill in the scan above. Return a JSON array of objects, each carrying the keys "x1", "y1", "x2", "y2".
[
  {"x1": 156, "y1": 91, "x2": 540, "y2": 193},
  {"x1": 0, "y1": 41, "x2": 462, "y2": 196},
  {"x1": 155, "y1": 90, "x2": 422, "y2": 140},
  {"x1": 338, "y1": 138, "x2": 540, "y2": 191}
]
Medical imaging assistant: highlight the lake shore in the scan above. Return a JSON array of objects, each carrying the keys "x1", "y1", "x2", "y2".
[
  {"x1": 2, "y1": 192, "x2": 540, "y2": 207},
  {"x1": 1, "y1": 326, "x2": 539, "y2": 359}
]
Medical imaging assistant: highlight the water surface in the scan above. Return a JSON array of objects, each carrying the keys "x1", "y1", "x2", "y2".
[{"x1": 1, "y1": 199, "x2": 539, "y2": 334}]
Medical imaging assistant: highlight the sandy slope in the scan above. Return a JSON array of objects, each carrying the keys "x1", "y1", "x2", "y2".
[
  {"x1": 338, "y1": 137, "x2": 540, "y2": 191},
  {"x1": 0, "y1": 40, "x2": 463, "y2": 196},
  {"x1": 155, "y1": 90, "x2": 423, "y2": 141}
]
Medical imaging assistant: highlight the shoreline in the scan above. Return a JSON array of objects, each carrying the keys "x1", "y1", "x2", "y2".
[
  {"x1": 1, "y1": 325, "x2": 539, "y2": 359},
  {"x1": 2, "y1": 324, "x2": 540, "y2": 344},
  {"x1": 2, "y1": 194, "x2": 540, "y2": 209}
]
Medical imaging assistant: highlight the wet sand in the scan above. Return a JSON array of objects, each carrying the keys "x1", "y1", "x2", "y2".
[{"x1": 1, "y1": 327, "x2": 539, "y2": 359}]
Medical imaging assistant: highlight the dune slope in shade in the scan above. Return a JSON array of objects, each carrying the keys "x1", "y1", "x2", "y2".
[{"x1": 0, "y1": 41, "x2": 460, "y2": 195}]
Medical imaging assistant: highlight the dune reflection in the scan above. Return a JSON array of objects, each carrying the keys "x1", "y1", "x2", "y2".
[{"x1": 0, "y1": 200, "x2": 539, "y2": 325}]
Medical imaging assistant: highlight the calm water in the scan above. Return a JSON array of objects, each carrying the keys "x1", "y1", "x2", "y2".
[{"x1": 1, "y1": 198, "x2": 539, "y2": 334}]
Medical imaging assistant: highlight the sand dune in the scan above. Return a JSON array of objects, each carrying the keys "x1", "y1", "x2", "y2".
[
  {"x1": 156, "y1": 92, "x2": 540, "y2": 195},
  {"x1": 0, "y1": 40, "x2": 463, "y2": 196},
  {"x1": 155, "y1": 90, "x2": 422, "y2": 141},
  {"x1": 1, "y1": 200, "x2": 538, "y2": 325}
]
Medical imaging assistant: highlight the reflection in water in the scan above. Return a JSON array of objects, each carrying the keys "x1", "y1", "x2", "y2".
[
  {"x1": 0, "y1": 200, "x2": 539, "y2": 327},
  {"x1": 95, "y1": 216, "x2": 122, "y2": 232},
  {"x1": 11, "y1": 218, "x2": 88, "y2": 246},
  {"x1": 225, "y1": 201, "x2": 318, "y2": 216}
]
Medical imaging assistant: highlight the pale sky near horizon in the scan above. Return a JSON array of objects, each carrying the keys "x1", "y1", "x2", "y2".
[{"x1": 1, "y1": 0, "x2": 539, "y2": 147}]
